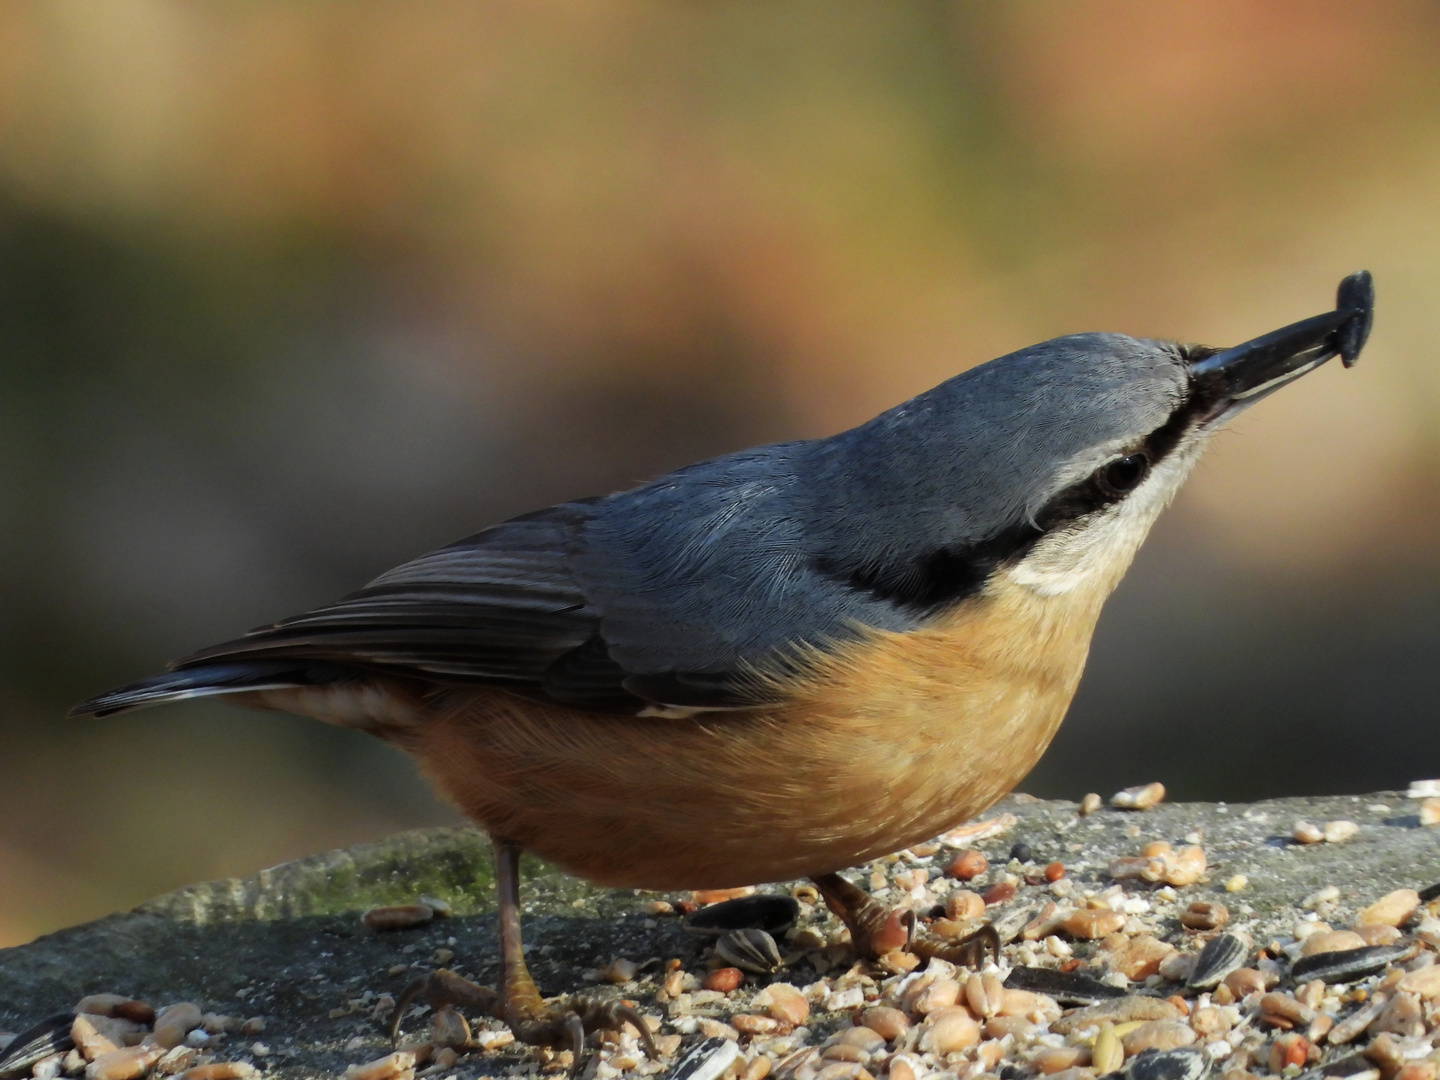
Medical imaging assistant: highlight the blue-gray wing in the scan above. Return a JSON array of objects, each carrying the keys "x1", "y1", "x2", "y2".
[
  {"x1": 572, "y1": 444, "x2": 923, "y2": 705},
  {"x1": 166, "y1": 444, "x2": 922, "y2": 713}
]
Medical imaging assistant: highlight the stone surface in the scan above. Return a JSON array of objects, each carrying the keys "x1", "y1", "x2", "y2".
[{"x1": 1, "y1": 791, "x2": 1438, "y2": 1077}]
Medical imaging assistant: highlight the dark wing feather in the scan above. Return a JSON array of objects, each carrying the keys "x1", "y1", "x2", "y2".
[
  {"x1": 173, "y1": 502, "x2": 637, "y2": 704},
  {"x1": 538, "y1": 634, "x2": 643, "y2": 711}
]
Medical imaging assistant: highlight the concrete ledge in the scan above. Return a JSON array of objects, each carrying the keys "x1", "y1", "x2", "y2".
[{"x1": 2, "y1": 791, "x2": 1437, "y2": 1078}]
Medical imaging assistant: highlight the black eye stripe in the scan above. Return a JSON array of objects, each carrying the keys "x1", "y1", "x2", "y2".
[
  {"x1": 815, "y1": 398, "x2": 1196, "y2": 616},
  {"x1": 813, "y1": 520, "x2": 1041, "y2": 611},
  {"x1": 1032, "y1": 451, "x2": 1153, "y2": 531}
]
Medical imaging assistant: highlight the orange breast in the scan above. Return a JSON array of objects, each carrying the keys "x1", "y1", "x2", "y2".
[{"x1": 406, "y1": 575, "x2": 1110, "y2": 890}]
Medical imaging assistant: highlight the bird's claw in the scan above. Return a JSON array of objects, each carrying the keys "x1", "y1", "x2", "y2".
[
  {"x1": 389, "y1": 968, "x2": 504, "y2": 1043},
  {"x1": 513, "y1": 996, "x2": 657, "y2": 1063},
  {"x1": 388, "y1": 968, "x2": 656, "y2": 1067},
  {"x1": 853, "y1": 909, "x2": 999, "y2": 970},
  {"x1": 811, "y1": 871, "x2": 998, "y2": 971},
  {"x1": 909, "y1": 922, "x2": 1001, "y2": 968}
]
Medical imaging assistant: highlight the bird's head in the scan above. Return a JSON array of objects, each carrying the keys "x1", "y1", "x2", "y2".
[{"x1": 809, "y1": 272, "x2": 1374, "y2": 606}]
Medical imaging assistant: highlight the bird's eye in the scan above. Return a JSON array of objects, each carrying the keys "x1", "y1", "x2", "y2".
[{"x1": 1098, "y1": 453, "x2": 1149, "y2": 496}]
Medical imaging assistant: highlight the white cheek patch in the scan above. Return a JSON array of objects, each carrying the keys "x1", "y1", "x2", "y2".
[{"x1": 1007, "y1": 440, "x2": 1209, "y2": 597}]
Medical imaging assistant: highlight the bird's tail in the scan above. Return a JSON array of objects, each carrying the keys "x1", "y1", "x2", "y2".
[{"x1": 69, "y1": 661, "x2": 321, "y2": 718}]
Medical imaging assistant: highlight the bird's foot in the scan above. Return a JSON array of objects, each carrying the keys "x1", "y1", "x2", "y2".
[
  {"x1": 389, "y1": 968, "x2": 502, "y2": 1042},
  {"x1": 507, "y1": 994, "x2": 657, "y2": 1066},
  {"x1": 389, "y1": 968, "x2": 657, "y2": 1064},
  {"x1": 811, "y1": 872, "x2": 999, "y2": 969},
  {"x1": 908, "y1": 922, "x2": 1001, "y2": 968}
]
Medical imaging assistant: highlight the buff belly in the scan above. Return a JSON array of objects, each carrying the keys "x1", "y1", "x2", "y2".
[{"x1": 404, "y1": 575, "x2": 1107, "y2": 890}]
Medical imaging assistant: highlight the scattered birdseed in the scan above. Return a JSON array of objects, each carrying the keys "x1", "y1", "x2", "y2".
[
  {"x1": 1324, "y1": 820, "x2": 1360, "y2": 843},
  {"x1": 940, "y1": 813, "x2": 1018, "y2": 845},
  {"x1": 18, "y1": 789, "x2": 1440, "y2": 1080},
  {"x1": 86, "y1": 1045, "x2": 163, "y2": 1080},
  {"x1": 344, "y1": 1048, "x2": 424, "y2": 1080},
  {"x1": 703, "y1": 968, "x2": 744, "y2": 993},
  {"x1": 1356, "y1": 889, "x2": 1421, "y2": 928},
  {"x1": 1291, "y1": 943, "x2": 1414, "y2": 984},
  {"x1": 1111, "y1": 782, "x2": 1166, "y2": 810},
  {"x1": 176, "y1": 1066, "x2": 256, "y2": 1080},
  {"x1": 1179, "y1": 900, "x2": 1228, "y2": 930},
  {"x1": 670, "y1": 1037, "x2": 740, "y2": 1080},
  {"x1": 945, "y1": 849, "x2": 988, "y2": 881},
  {"x1": 1303, "y1": 885, "x2": 1340, "y2": 910},
  {"x1": 1293, "y1": 820, "x2": 1325, "y2": 844},
  {"x1": 714, "y1": 929, "x2": 783, "y2": 974},
  {"x1": 361, "y1": 904, "x2": 435, "y2": 931},
  {"x1": 598, "y1": 957, "x2": 640, "y2": 984},
  {"x1": 685, "y1": 895, "x2": 800, "y2": 937},
  {"x1": 1187, "y1": 931, "x2": 1250, "y2": 989}
]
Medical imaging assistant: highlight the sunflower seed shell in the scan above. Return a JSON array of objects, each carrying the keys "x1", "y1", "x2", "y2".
[
  {"x1": 667, "y1": 1038, "x2": 741, "y2": 1080},
  {"x1": 1127, "y1": 1048, "x2": 1209, "y2": 1080},
  {"x1": 1289, "y1": 943, "x2": 1414, "y2": 985},
  {"x1": 1187, "y1": 932, "x2": 1249, "y2": 990},
  {"x1": 0, "y1": 1014, "x2": 76, "y2": 1080},
  {"x1": 684, "y1": 895, "x2": 800, "y2": 937},
  {"x1": 1004, "y1": 966, "x2": 1128, "y2": 1005},
  {"x1": 714, "y1": 928, "x2": 784, "y2": 974}
]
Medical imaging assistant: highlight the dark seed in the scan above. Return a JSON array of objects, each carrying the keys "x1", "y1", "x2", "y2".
[
  {"x1": 1187, "y1": 932, "x2": 1249, "y2": 990},
  {"x1": 1010, "y1": 842, "x2": 1034, "y2": 863},
  {"x1": 683, "y1": 894, "x2": 799, "y2": 937},
  {"x1": 1005, "y1": 965, "x2": 1128, "y2": 1005},
  {"x1": 0, "y1": 1014, "x2": 75, "y2": 1080},
  {"x1": 1290, "y1": 943, "x2": 1414, "y2": 984},
  {"x1": 667, "y1": 1037, "x2": 741, "y2": 1080},
  {"x1": 1294, "y1": 1053, "x2": 1377, "y2": 1080},
  {"x1": 1128, "y1": 1048, "x2": 1210, "y2": 1080},
  {"x1": 1335, "y1": 269, "x2": 1374, "y2": 368},
  {"x1": 713, "y1": 928, "x2": 783, "y2": 974},
  {"x1": 1418, "y1": 881, "x2": 1440, "y2": 904}
]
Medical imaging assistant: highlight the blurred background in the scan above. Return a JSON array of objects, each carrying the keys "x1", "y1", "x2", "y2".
[{"x1": 2, "y1": 0, "x2": 1440, "y2": 946}]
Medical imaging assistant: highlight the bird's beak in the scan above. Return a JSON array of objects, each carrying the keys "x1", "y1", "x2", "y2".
[{"x1": 1189, "y1": 270, "x2": 1373, "y2": 423}]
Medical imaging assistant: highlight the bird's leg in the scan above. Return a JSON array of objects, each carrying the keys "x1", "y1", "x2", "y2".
[
  {"x1": 811, "y1": 872, "x2": 914, "y2": 956},
  {"x1": 492, "y1": 838, "x2": 658, "y2": 1061},
  {"x1": 389, "y1": 837, "x2": 655, "y2": 1067},
  {"x1": 811, "y1": 872, "x2": 999, "y2": 969}
]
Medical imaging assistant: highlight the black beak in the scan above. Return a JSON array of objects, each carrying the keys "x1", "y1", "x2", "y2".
[{"x1": 1189, "y1": 270, "x2": 1373, "y2": 420}]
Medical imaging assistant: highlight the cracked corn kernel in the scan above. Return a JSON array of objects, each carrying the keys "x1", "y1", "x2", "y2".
[
  {"x1": 1292, "y1": 821, "x2": 1324, "y2": 844},
  {"x1": 1356, "y1": 889, "x2": 1421, "y2": 928},
  {"x1": 946, "y1": 850, "x2": 987, "y2": 881},
  {"x1": 1111, "y1": 783, "x2": 1165, "y2": 810}
]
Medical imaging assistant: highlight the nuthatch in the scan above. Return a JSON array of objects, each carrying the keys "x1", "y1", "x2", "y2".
[{"x1": 74, "y1": 271, "x2": 1374, "y2": 1055}]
